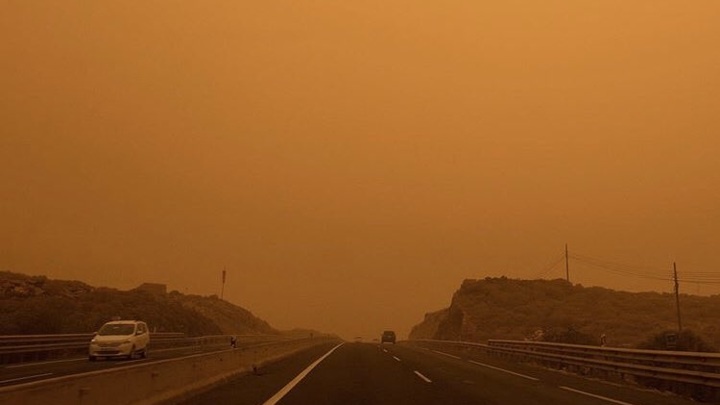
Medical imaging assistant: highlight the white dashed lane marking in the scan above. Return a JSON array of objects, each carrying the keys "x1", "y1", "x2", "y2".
[
  {"x1": 414, "y1": 370, "x2": 432, "y2": 383},
  {"x1": 431, "y1": 350, "x2": 461, "y2": 360},
  {"x1": 468, "y1": 360, "x2": 539, "y2": 381},
  {"x1": 560, "y1": 386, "x2": 636, "y2": 405}
]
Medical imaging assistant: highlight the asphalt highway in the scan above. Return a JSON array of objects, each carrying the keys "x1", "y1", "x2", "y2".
[{"x1": 180, "y1": 342, "x2": 699, "y2": 405}]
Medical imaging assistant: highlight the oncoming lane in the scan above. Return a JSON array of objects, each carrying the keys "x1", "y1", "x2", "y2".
[{"x1": 0, "y1": 342, "x2": 261, "y2": 388}]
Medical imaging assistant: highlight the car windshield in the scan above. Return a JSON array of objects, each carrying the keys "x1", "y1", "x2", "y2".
[{"x1": 98, "y1": 323, "x2": 135, "y2": 336}]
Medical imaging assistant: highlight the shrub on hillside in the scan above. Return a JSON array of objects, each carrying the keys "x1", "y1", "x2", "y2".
[
  {"x1": 636, "y1": 329, "x2": 716, "y2": 352},
  {"x1": 539, "y1": 326, "x2": 597, "y2": 346},
  {"x1": 0, "y1": 272, "x2": 269, "y2": 336}
]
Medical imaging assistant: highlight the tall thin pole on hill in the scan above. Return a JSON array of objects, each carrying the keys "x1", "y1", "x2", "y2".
[
  {"x1": 565, "y1": 243, "x2": 570, "y2": 283},
  {"x1": 221, "y1": 267, "x2": 226, "y2": 300},
  {"x1": 674, "y1": 262, "x2": 682, "y2": 332}
]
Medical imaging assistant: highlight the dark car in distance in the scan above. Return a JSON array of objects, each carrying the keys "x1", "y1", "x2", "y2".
[{"x1": 381, "y1": 330, "x2": 396, "y2": 344}]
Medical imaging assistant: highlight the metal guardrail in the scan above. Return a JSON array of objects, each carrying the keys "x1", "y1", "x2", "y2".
[
  {"x1": 1, "y1": 331, "x2": 179, "y2": 344},
  {"x1": 412, "y1": 339, "x2": 720, "y2": 388},
  {"x1": 0, "y1": 336, "x2": 341, "y2": 405}
]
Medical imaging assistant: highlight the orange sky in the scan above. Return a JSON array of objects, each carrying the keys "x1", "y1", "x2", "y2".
[{"x1": 2, "y1": 1, "x2": 719, "y2": 340}]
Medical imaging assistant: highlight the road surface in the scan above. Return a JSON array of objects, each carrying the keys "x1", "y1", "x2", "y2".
[{"x1": 179, "y1": 342, "x2": 698, "y2": 405}]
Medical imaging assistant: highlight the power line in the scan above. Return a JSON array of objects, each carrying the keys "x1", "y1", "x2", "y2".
[
  {"x1": 531, "y1": 252, "x2": 566, "y2": 279},
  {"x1": 570, "y1": 252, "x2": 668, "y2": 273},
  {"x1": 570, "y1": 252, "x2": 670, "y2": 280},
  {"x1": 569, "y1": 250, "x2": 720, "y2": 285},
  {"x1": 676, "y1": 278, "x2": 720, "y2": 285}
]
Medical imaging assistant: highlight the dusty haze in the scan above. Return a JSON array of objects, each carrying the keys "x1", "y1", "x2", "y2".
[{"x1": 2, "y1": 1, "x2": 719, "y2": 340}]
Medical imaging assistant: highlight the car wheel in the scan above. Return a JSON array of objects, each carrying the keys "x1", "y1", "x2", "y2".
[
  {"x1": 128, "y1": 345, "x2": 136, "y2": 360},
  {"x1": 89, "y1": 355, "x2": 97, "y2": 361},
  {"x1": 141, "y1": 347, "x2": 148, "y2": 358}
]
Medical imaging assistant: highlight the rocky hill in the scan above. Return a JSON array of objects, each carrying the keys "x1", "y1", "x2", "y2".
[
  {"x1": 0, "y1": 271, "x2": 277, "y2": 336},
  {"x1": 410, "y1": 277, "x2": 720, "y2": 348}
]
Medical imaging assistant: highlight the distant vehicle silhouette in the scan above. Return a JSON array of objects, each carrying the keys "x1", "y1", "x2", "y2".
[{"x1": 381, "y1": 330, "x2": 396, "y2": 344}]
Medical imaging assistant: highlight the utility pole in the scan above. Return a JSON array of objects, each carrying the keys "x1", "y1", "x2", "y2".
[
  {"x1": 221, "y1": 267, "x2": 226, "y2": 300},
  {"x1": 565, "y1": 243, "x2": 570, "y2": 283},
  {"x1": 674, "y1": 262, "x2": 682, "y2": 332}
]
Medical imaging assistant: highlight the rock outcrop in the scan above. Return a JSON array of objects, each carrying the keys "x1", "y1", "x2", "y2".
[
  {"x1": 410, "y1": 277, "x2": 720, "y2": 348},
  {"x1": 0, "y1": 271, "x2": 277, "y2": 336}
]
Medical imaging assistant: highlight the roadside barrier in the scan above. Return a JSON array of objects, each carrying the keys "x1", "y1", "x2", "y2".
[
  {"x1": 410, "y1": 339, "x2": 720, "y2": 400},
  {"x1": 0, "y1": 337, "x2": 338, "y2": 405}
]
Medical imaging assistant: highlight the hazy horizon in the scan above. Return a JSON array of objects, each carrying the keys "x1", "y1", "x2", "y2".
[{"x1": 3, "y1": 1, "x2": 719, "y2": 340}]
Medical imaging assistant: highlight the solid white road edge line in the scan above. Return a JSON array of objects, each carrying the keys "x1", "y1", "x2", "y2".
[
  {"x1": 112, "y1": 359, "x2": 146, "y2": 366},
  {"x1": 414, "y1": 370, "x2": 432, "y2": 383},
  {"x1": 392, "y1": 356, "x2": 401, "y2": 362},
  {"x1": 431, "y1": 350, "x2": 461, "y2": 360},
  {"x1": 6, "y1": 358, "x2": 85, "y2": 369},
  {"x1": 468, "y1": 360, "x2": 539, "y2": 381},
  {"x1": 262, "y1": 343, "x2": 344, "y2": 405},
  {"x1": 0, "y1": 373, "x2": 54, "y2": 384},
  {"x1": 560, "y1": 386, "x2": 636, "y2": 405}
]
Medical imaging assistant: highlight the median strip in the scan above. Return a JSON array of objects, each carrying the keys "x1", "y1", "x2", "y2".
[
  {"x1": 468, "y1": 360, "x2": 539, "y2": 381},
  {"x1": 262, "y1": 343, "x2": 343, "y2": 405}
]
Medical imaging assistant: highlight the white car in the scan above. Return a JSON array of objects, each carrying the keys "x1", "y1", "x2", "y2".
[{"x1": 89, "y1": 320, "x2": 150, "y2": 361}]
